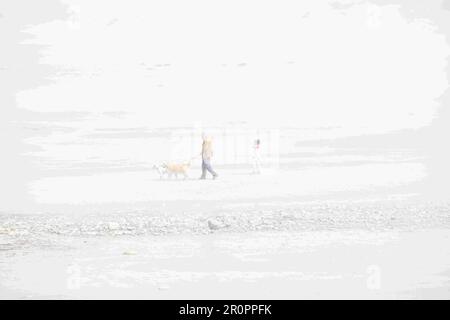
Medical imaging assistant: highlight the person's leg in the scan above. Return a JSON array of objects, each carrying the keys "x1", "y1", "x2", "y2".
[
  {"x1": 255, "y1": 155, "x2": 261, "y2": 174},
  {"x1": 252, "y1": 156, "x2": 258, "y2": 174},
  {"x1": 203, "y1": 159, "x2": 218, "y2": 178},
  {"x1": 200, "y1": 160, "x2": 207, "y2": 179}
]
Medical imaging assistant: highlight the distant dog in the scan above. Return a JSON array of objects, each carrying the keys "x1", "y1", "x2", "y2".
[
  {"x1": 152, "y1": 164, "x2": 168, "y2": 179},
  {"x1": 163, "y1": 161, "x2": 191, "y2": 179}
]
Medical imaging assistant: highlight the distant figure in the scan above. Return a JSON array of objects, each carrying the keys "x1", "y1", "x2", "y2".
[
  {"x1": 252, "y1": 138, "x2": 262, "y2": 174},
  {"x1": 200, "y1": 133, "x2": 218, "y2": 180}
]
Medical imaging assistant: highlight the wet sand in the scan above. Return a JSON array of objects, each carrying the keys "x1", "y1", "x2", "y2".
[
  {"x1": 1, "y1": 228, "x2": 449, "y2": 299},
  {"x1": 1, "y1": 197, "x2": 449, "y2": 299}
]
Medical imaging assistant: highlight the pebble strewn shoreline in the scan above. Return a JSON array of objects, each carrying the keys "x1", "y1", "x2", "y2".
[{"x1": 0, "y1": 201, "x2": 449, "y2": 240}]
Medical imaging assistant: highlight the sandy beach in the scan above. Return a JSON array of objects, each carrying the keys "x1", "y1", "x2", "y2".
[
  {"x1": 1, "y1": 165, "x2": 449, "y2": 299},
  {"x1": 1, "y1": 208, "x2": 449, "y2": 299},
  {"x1": 1, "y1": 113, "x2": 450, "y2": 300}
]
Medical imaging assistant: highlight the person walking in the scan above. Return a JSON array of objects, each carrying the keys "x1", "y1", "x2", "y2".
[
  {"x1": 200, "y1": 133, "x2": 218, "y2": 180},
  {"x1": 252, "y1": 138, "x2": 262, "y2": 174}
]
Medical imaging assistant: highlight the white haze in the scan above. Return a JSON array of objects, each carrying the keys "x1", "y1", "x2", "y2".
[{"x1": 17, "y1": 0, "x2": 449, "y2": 130}]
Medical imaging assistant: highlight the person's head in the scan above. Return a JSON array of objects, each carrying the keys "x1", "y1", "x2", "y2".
[{"x1": 202, "y1": 132, "x2": 212, "y2": 142}]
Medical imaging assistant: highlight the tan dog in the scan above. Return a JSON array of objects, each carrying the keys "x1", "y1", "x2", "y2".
[{"x1": 163, "y1": 161, "x2": 190, "y2": 179}]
